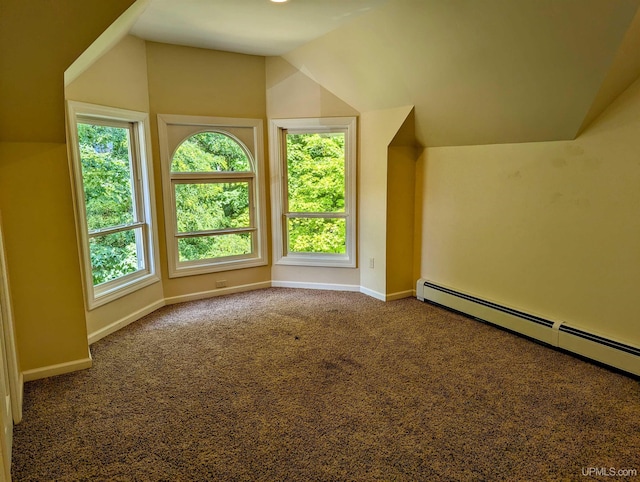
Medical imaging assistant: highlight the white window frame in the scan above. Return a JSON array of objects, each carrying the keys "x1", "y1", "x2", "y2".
[
  {"x1": 157, "y1": 114, "x2": 268, "y2": 278},
  {"x1": 67, "y1": 101, "x2": 160, "y2": 310},
  {"x1": 269, "y1": 117, "x2": 357, "y2": 268}
]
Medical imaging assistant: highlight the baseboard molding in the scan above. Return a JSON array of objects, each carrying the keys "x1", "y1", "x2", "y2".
[
  {"x1": 88, "y1": 299, "x2": 166, "y2": 345},
  {"x1": 359, "y1": 286, "x2": 386, "y2": 301},
  {"x1": 13, "y1": 372, "x2": 23, "y2": 424},
  {"x1": 417, "y1": 279, "x2": 640, "y2": 377},
  {"x1": 164, "y1": 281, "x2": 272, "y2": 305},
  {"x1": 385, "y1": 289, "x2": 414, "y2": 301},
  {"x1": 272, "y1": 280, "x2": 361, "y2": 292},
  {"x1": 22, "y1": 351, "x2": 93, "y2": 382}
]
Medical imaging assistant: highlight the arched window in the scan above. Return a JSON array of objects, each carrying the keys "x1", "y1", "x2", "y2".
[{"x1": 159, "y1": 116, "x2": 267, "y2": 277}]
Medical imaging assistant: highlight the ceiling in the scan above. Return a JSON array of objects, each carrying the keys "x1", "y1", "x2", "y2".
[
  {"x1": 130, "y1": 0, "x2": 389, "y2": 56},
  {"x1": 127, "y1": 0, "x2": 640, "y2": 146}
]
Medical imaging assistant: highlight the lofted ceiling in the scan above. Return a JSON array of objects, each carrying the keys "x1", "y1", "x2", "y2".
[
  {"x1": 130, "y1": 0, "x2": 389, "y2": 56},
  {"x1": 126, "y1": 0, "x2": 640, "y2": 146}
]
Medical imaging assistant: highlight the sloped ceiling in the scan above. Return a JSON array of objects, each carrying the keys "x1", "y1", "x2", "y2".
[
  {"x1": 130, "y1": 0, "x2": 389, "y2": 56},
  {"x1": 282, "y1": 0, "x2": 640, "y2": 146},
  {"x1": 126, "y1": 0, "x2": 640, "y2": 147}
]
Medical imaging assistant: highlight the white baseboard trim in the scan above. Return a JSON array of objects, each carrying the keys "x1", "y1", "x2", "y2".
[
  {"x1": 385, "y1": 289, "x2": 414, "y2": 301},
  {"x1": 359, "y1": 286, "x2": 386, "y2": 301},
  {"x1": 272, "y1": 280, "x2": 361, "y2": 292},
  {"x1": 88, "y1": 299, "x2": 166, "y2": 345},
  {"x1": 164, "y1": 281, "x2": 272, "y2": 305},
  {"x1": 13, "y1": 372, "x2": 23, "y2": 424},
  {"x1": 22, "y1": 351, "x2": 93, "y2": 382}
]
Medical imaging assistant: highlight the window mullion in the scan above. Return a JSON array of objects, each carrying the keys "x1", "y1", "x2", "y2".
[{"x1": 88, "y1": 221, "x2": 145, "y2": 238}]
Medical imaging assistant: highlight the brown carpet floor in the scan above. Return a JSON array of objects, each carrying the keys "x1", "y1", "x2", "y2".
[{"x1": 11, "y1": 288, "x2": 640, "y2": 481}]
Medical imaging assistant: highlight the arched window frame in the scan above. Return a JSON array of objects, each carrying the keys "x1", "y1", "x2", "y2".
[{"x1": 158, "y1": 114, "x2": 267, "y2": 278}]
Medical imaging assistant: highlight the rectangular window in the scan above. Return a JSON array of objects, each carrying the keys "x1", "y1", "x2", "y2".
[
  {"x1": 67, "y1": 102, "x2": 159, "y2": 309},
  {"x1": 270, "y1": 117, "x2": 356, "y2": 267}
]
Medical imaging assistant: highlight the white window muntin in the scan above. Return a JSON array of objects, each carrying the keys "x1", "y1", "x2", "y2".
[
  {"x1": 170, "y1": 175, "x2": 258, "y2": 265},
  {"x1": 270, "y1": 117, "x2": 357, "y2": 268},
  {"x1": 67, "y1": 101, "x2": 160, "y2": 309},
  {"x1": 158, "y1": 114, "x2": 267, "y2": 277}
]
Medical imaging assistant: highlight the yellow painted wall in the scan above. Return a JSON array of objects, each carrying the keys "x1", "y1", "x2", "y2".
[
  {"x1": 0, "y1": 0, "x2": 136, "y2": 372},
  {"x1": 0, "y1": 0, "x2": 136, "y2": 143},
  {"x1": 359, "y1": 106, "x2": 414, "y2": 298},
  {"x1": 0, "y1": 143, "x2": 88, "y2": 370},
  {"x1": 66, "y1": 35, "x2": 165, "y2": 339},
  {"x1": 66, "y1": 35, "x2": 150, "y2": 112},
  {"x1": 386, "y1": 146, "x2": 419, "y2": 297},
  {"x1": 145, "y1": 42, "x2": 271, "y2": 299},
  {"x1": 265, "y1": 57, "x2": 361, "y2": 287},
  {"x1": 421, "y1": 76, "x2": 640, "y2": 346}
]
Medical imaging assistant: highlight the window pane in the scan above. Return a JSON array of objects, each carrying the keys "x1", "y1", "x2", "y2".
[
  {"x1": 89, "y1": 228, "x2": 143, "y2": 286},
  {"x1": 77, "y1": 123, "x2": 135, "y2": 230},
  {"x1": 287, "y1": 218, "x2": 346, "y2": 254},
  {"x1": 286, "y1": 133, "x2": 345, "y2": 213},
  {"x1": 175, "y1": 182, "x2": 250, "y2": 233},
  {"x1": 178, "y1": 233, "x2": 252, "y2": 261},
  {"x1": 171, "y1": 132, "x2": 250, "y2": 172}
]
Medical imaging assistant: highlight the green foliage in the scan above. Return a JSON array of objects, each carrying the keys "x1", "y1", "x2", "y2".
[
  {"x1": 286, "y1": 133, "x2": 347, "y2": 254},
  {"x1": 77, "y1": 123, "x2": 140, "y2": 285},
  {"x1": 172, "y1": 132, "x2": 253, "y2": 261},
  {"x1": 77, "y1": 125, "x2": 349, "y2": 281},
  {"x1": 172, "y1": 132, "x2": 250, "y2": 172}
]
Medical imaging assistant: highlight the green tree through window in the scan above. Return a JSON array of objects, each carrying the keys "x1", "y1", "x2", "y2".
[
  {"x1": 77, "y1": 123, "x2": 141, "y2": 285},
  {"x1": 171, "y1": 132, "x2": 254, "y2": 262},
  {"x1": 286, "y1": 132, "x2": 347, "y2": 254}
]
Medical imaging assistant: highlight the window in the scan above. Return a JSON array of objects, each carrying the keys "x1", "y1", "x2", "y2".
[
  {"x1": 67, "y1": 102, "x2": 159, "y2": 309},
  {"x1": 270, "y1": 117, "x2": 357, "y2": 267},
  {"x1": 158, "y1": 115, "x2": 267, "y2": 277}
]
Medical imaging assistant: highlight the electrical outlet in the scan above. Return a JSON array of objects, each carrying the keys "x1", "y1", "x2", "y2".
[
  {"x1": 369, "y1": 258, "x2": 375, "y2": 269},
  {"x1": 215, "y1": 280, "x2": 227, "y2": 288}
]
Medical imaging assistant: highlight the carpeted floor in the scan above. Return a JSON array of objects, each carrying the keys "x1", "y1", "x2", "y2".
[{"x1": 11, "y1": 288, "x2": 640, "y2": 481}]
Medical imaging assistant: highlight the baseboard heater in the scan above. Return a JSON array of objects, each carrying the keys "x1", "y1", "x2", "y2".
[{"x1": 417, "y1": 279, "x2": 640, "y2": 377}]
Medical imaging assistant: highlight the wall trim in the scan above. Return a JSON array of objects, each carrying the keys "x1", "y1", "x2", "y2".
[
  {"x1": 88, "y1": 299, "x2": 166, "y2": 345},
  {"x1": 272, "y1": 280, "x2": 361, "y2": 292},
  {"x1": 385, "y1": 289, "x2": 414, "y2": 301},
  {"x1": 22, "y1": 352, "x2": 93, "y2": 382},
  {"x1": 359, "y1": 286, "x2": 386, "y2": 301},
  {"x1": 164, "y1": 281, "x2": 272, "y2": 305}
]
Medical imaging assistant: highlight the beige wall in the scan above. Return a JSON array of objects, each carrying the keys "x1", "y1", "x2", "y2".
[
  {"x1": 0, "y1": 143, "x2": 89, "y2": 370},
  {"x1": 421, "y1": 76, "x2": 640, "y2": 347},
  {"x1": 66, "y1": 35, "x2": 165, "y2": 339},
  {"x1": 266, "y1": 57, "x2": 361, "y2": 287},
  {"x1": 0, "y1": 0, "x2": 136, "y2": 143},
  {"x1": 66, "y1": 35, "x2": 150, "y2": 112},
  {"x1": 386, "y1": 146, "x2": 418, "y2": 297},
  {"x1": 0, "y1": 0, "x2": 136, "y2": 372},
  {"x1": 359, "y1": 106, "x2": 414, "y2": 298},
  {"x1": 145, "y1": 42, "x2": 271, "y2": 299}
]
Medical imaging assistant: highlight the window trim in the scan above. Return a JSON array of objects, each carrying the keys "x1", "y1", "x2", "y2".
[
  {"x1": 269, "y1": 117, "x2": 357, "y2": 268},
  {"x1": 157, "y1": 114, "x2": 268, "y2": 278},
  {"x1": 66, "y1": 101, "x2": 160, "y2": 310}
]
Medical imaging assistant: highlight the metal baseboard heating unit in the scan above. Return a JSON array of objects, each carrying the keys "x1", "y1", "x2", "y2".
[{"x1": 417, "y1": 279, "x2": 640, "y2": 377}]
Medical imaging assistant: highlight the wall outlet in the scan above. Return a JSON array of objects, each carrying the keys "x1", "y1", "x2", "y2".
[
  {"x1": 215, "y1": 280, "x2": 227, "y2": 288},
  {"x1": 369, "y1": 258, "x2": 375, "y2": 269}
]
